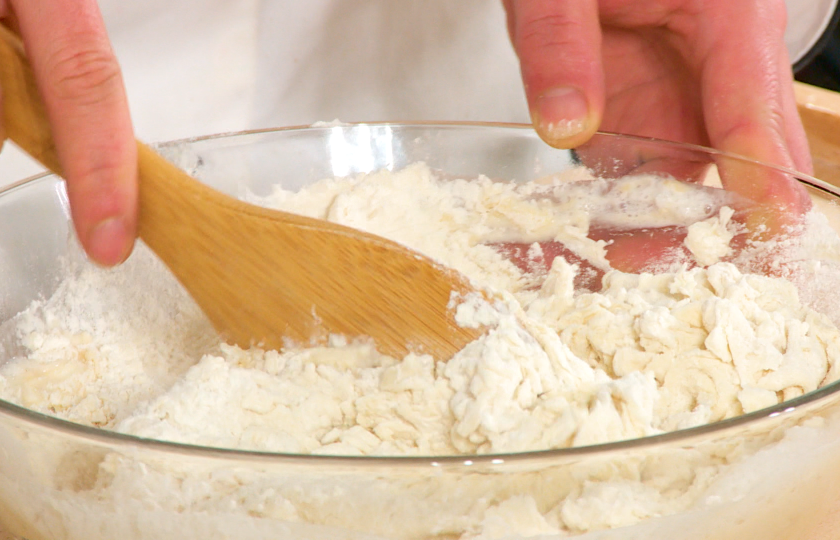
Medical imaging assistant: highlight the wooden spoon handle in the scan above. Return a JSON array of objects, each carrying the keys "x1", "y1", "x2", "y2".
[{"x1": 0, "y1": 25, "x2": 62, "y2": 173}]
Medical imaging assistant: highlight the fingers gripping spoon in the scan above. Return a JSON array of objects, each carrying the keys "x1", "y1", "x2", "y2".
[{"x1": 0, "y1": 27, "x2": 483, "y2": 360}]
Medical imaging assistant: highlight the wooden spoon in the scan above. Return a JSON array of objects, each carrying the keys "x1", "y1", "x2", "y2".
[{"x1": 0, "y1": 27, "x2": 483, "y2": 360}]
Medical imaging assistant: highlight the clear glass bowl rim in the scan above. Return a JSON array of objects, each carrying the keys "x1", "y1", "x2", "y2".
[{"x1": 1, "y1": 121, "x2": 838, "y2": 468}]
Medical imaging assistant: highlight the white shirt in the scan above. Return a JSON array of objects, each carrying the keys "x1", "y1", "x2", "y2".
[{"x1": 0, "y1": 0, "x2": 834, "y2": 185}]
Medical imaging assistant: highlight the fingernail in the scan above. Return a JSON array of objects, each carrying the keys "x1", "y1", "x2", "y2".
[
  {"x1": 534, "y1": 86, "x2": 590, "y2": 144},
  {"x1": 87, "y1": 217, "x2": 131, "y2": 266}
]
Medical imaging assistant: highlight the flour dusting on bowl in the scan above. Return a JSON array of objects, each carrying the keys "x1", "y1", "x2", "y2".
[{"x1": 3, "y1": 126, "x2": 840, "y2": 540}]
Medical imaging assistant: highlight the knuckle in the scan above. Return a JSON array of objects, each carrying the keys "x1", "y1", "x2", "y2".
[
  {"x1": 516, "y1": 12, "x2": 584, "y2": 51},
  {"x1": 514, "y1": 11, "x2": 593, "y2": 78},
  {"x1": 45, "y1": 45, "x2": 123, "y2": 106}
]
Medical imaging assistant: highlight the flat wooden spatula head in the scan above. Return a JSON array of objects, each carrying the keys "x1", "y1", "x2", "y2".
[{"x1": 0, "y1": 26, "x2": 483, "y2": 360}]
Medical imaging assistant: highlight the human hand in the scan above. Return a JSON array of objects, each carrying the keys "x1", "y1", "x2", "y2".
[
  {"x1": 0, "y1": 0, "x2": 136, "y2": 266},
  {"x1": 503, "y1": 0, "x2": 812, "y2": 227}
]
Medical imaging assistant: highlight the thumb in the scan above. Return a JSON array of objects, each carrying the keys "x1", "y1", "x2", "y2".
[{"x1": 506, "y1": 0, "x2": 604, "y2": 148}]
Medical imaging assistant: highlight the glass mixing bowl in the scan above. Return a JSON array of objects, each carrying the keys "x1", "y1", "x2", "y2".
[{"x1": 2, "y1": 124, "x2": 840, "y2": 540}]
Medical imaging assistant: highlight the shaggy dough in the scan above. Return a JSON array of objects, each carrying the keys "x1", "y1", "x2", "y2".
[{"x1": 2, "y1": 162, "x2": 840, "y2": 538}]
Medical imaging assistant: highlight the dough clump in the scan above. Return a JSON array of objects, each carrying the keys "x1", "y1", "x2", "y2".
[{"x1": 2, "y1": 163, "x2": 840, "y2": 538}]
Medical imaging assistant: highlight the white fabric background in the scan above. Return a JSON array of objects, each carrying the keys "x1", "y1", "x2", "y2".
[{"x1": 0, "y1": 0, "x2": 831, "y2": 187}]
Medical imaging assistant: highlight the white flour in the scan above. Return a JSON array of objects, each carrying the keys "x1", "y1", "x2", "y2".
[{"x1": 2, "y1": 162, "x2": 840, "y2": 538}]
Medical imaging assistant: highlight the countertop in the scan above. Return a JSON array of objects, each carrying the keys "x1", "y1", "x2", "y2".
[{"x1": 796, "y1": 81, "x2": 840, "y2": 186}]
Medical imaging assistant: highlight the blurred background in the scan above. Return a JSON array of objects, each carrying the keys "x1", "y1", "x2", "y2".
[
  {"x1": 794, "y1": 0, "x2": 840, "y2": 91},
  {"x1": 0, "y1": 0, "x2": 838, "y2": 188}
]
